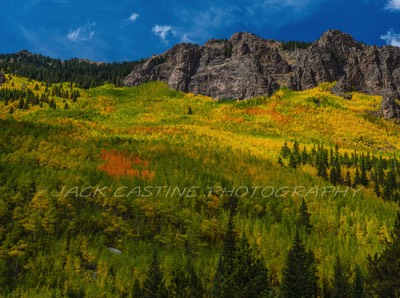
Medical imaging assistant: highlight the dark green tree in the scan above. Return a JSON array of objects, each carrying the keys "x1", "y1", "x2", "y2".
[
  {"x1": 298, "y1": 198, "x2": 312, "y2": 234},
  {"x1": 367, "y1": 209, "x2": 400, "y2": 297},
  {"x1": 281, "y1": 232, "x2": 318, "y2": 298},
  {"x1": 353, "y1": 167, "x2": 361, "y2": 187},
  {"x1": 345, "y1": 170, "x2": 352, "y2": 187},
  {"x1": 352, "y1": 265, "x2": 364, "y2": 298},
  {"x1": 280, "y1": 142, "x2": 291, "y2": 159},
  {"x1": 332, "y1": 256, "x2": 350, "y2": 298},
  {"x1": 360, "y1": 160, "x2": 368, "y2": 187},
  {"x1": 235, "y1": 234, "x2": 269, "y2": 298},
  {"x1": 143, "y1": 250, "x2": 167, "y2": 298},
  {"x1": 289, "y1": 153, "x2": 298, "y2": 169},
  {"x1": 213, "y1": 213, "x2": 239, "y2": 297}
]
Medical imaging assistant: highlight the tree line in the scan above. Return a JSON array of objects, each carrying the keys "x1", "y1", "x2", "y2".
[
  {"x1": 279, "y1": 142, "x2": 399, "y2": 201},
  {"x1": 0, "y1": 51, "x2": 144, "y2": 88}
]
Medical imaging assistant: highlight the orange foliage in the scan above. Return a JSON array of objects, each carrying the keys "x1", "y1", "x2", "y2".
[{"x1": 98, "y1": 149, "x2": 155, "y2": 180}]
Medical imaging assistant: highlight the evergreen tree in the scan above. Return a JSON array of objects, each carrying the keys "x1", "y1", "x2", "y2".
[
  {"x1": 143, "y1": 250, "x2": 167, "y2": 298},
  {"x1": 187, "y1": 106, "x2": 194, "y2": 115},
  {"x1": 280, "y1": 142, "x2": 291, "y2": 159},
  {"x1": 330, "y1": 166, "x2": 337, "y2": 186},
  {"x1": 235, "y1": 234, "x2": 270, "y2": 298},
  {"x1": 317, "y1": 161, "x2": 328, "y2": 180},
  {"x1": 360, "y1": 159, "x2": 368, "y2": 187},
  {"x1": 373, "y1": 170, "x2": 381, "y2": 197},
  {"x1": 332, "y1": 256, "x2": 350, "y2": 298},
  {"x1": 367, "y1": 209, "x2": 400, "y2": 297},
  {"x1": 281, "y1": 232, "x2": 318, "y2": 298},
  {"x1": 18, "y1": 97, "x2": 25, "y2": 110},
  {"x1": 352, "y1": 265, "x2": 364, "y2": 298},
  {"x1": 345, "y1": 170, "x2": 352, "y2": 187},
  {"x1": 301, "y1": 146, "x2": 309, "y2": 165},
  {"x1": 289, "y1": 153, "x2": 298, "y2": 169},
  {"x1": 298, "y1": 198, "x2": 312, "y2": 234},
  {"x1": 169, "y1": 258, "x2": 203, "y2": 298},
  {"x1": 278, "y1": 156, "x2": 284, "y2": 167},
  {"x1": 353, "y1": 167, "x2": 361, "y2": 187},
  {"x1": 213, "y1": 213, "x2": 239, "y2": 297}
]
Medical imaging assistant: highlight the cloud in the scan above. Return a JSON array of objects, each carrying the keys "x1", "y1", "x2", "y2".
[
  {"x1": 152, "y1": 25, "x2": 174, "y2": 42},
  {"x1": 67, "y1": 22, "x2": 96, "y2": 42},
  {"x1": 386, "y1": 0, "x2": 400, "y2": 11},
  {"x1": 127, "y1": 13, "x2": 139, "y2": 23},
  {"x1": 172, "y1": 0, "x2": 327, "y2": 42},
  {"x1": 381, "y1": 29, "x2": 400, "y2": 46}
]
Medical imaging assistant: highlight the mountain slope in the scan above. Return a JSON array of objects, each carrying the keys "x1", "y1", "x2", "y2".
[
  {"x1": 123, "y1": 30, "x2": 400, "y2": 102},
  {"x1": 0, "y1": 73, "x2": 399, "y2": 296}
]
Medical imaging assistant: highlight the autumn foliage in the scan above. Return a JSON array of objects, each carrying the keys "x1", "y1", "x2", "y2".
[{"x1": 98, "y1": 148, "x2": 155, "y2": 180}]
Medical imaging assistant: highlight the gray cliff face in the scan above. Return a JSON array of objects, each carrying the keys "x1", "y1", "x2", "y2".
[
  {"x1": 381, "y1": 94, "x2": 400, "y2": 119},
  {"x1": 0, "y1": 72, "x2": 5, "y2": 86},
  {"x1": 123, "y1": 30, "x2": 400, "y2": 118}
]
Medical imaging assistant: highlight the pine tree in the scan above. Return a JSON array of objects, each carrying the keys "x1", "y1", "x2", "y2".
[
  {"x1": 317, "y1": 161, "x2": 328, "y2": 180},
  {"x1": 235, "y1": 234, "x2": 269, "y2": 298},
  {"x1": 330, "y1": 166, "x2": 337, "y2": 186},
  {"x1": 170, "y1": 258, "x2": 203, "y2": 298},
  {"x1": 281, "y1": 232, "x2": 318, "y2": 298},
  {"x1": 335, "y1": 162, "x2": 343, "y2": 184},
  {"x1": 143, "y1": 250, "x2": 167, "y2": 298},
  {"x1": 360, "y1": 159, "x2": 368, "y2": 187},
  {"x1": 289, "y1": 153, "x2": 298, "y2": 169},
  {"x1": 345, "y1": 170, "x2": 352, "y2": 187},
  {"x1": 213, "y1": 213, "x2": 239, "y2": 297},
  {"x1": 298, "y1": 198, "x2": 312, "y2": 234},
  {"x1": 353, "y1": 167, "x2": 361, "y2": 187},
  {"x1": 352, "y1": 265, "x2": 364, "y2": 298},
  {"x1": 373, "y1": 170, "x2": 381, "y2": 197},
  {"x1": 187, "y1": 106, "x2": 194, "y2": 115},
  {"x1": 367, "y1": 209, "x2": 400, "y2": 297},
  {"x1": 332, "y1": 256, "x2": 350, "y2": 298},
  {"x1": 278, "y1": 156, "x2": 284, "y2": 167},
  {"x1": 280, "y1": 142, "x2": 291, "y2": 159},
  {"x1": 301, "y1": 146, "x2": 309, "y2": 165}
]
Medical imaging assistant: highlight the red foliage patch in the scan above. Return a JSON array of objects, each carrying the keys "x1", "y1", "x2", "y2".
[{"x1": 98, "y1": 149, "x2": 155, "y2": 180}]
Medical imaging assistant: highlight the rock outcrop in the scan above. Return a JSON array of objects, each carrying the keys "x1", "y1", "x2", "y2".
[
  {"x1": 381, "y1": 94, "x2": 400, "y2": 119},
  {"x1": 124, "y1": 30, "x2": 400, "y2": 117},
  {"x1": 0, "y1": 72, "x2": 5, "y2": 86}
]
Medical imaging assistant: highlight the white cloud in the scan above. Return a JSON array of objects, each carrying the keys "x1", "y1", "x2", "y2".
[
  {"x1": 127, "y1": 13, "x2": 139, "y2": 23},
  {"x1": 172, "y1": 0, "x2": 326, "y2": 42},
  {"x1": 381, "y1": 29, "x2": 400, "y2": 46},
  {"x1": 67, "y1": 22, "x2": 96, "y2": 42},
  {"x1": 152, "y1": 25, "x2": 174, "y2": 42},
  {"x1": 386, "y1": 0, "x2": 400, "y2": 11}
]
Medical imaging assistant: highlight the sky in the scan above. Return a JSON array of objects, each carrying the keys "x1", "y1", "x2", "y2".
[{"x1": 1, "y1": 0, "x2": 400, "y2": 62}]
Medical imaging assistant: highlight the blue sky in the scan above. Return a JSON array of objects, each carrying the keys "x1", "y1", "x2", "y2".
[{"x1": 1, "y1": 0, "x2": 400, "y2": 62}]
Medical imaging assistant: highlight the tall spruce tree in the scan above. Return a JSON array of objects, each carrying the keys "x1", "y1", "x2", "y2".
[
  {"x1": 352, "y1": 265, "x2": 364, "y2": 298},
  {"x1": 213, "y1": 213, "x2": 239, "y2": 297},
  {"x1": 143, "y1": 250, "x2": 167, "y2": 298},
  {"x1": 235, "y1": 234, "x2": 270, "y2": 298},
  {"x1": 367, "y1": 209, "x2": 400, "y2": 297},
  {"x1": 281, "y1": 232, "x2": 318, "y2": 298},
  {"x1": 332, "y1": 256, "x2": 350, "y2": 298},
  {"x1": 298, "y1": 198, "x2": 312, "y2": 234}
]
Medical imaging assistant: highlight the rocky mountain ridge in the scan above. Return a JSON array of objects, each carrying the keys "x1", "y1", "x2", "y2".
[{"x1": 123, "y1": 30, "x2": 400, "y2": 119}]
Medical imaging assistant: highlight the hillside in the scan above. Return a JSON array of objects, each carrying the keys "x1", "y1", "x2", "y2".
[{"x1": 0, "y1": 73, "x2": 399, "y2": 296}]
